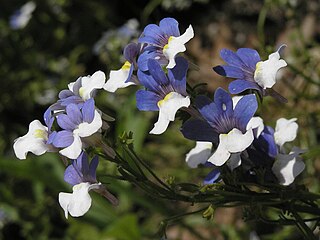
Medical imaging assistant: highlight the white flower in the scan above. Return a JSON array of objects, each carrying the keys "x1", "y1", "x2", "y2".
[
  {"x1": 163, "y1": 25, "x2": 194, "y2": 69},
  {"x1": 208, "y1": 128, "x2": 254, "y2": 166},
  {"x1": 59, "y1": 182, "x2": 101, "y2": 218},
  {"x1": 10, "y1": 1, "x2": 36, "y2": 30},
  {"x1": 247, "y1": 117, "x2": 264, "y2": 138},
  {"x1": 274, "y1": 118, "x2": 298, "y2": 148},
  {"x1": 68, "y1": 71, "x2": 106, "y2": 101},
  {"x1": 254, "y1": 45, "x2": 287, "y2": 89},
  {"x1": 272, "y1": 147, "x2": 305, "y2": 185},
  {"x1": 150, "y1": 92, "x2": 190, "y2": 134},
  {"x1": 13, "y1": 120, "x2": 52, "y2": 159},
  {"x1": 185, "y1": 142, "x2": 212, "y2": 168},
  {"x1": 103, "y1": 61, "x2": 135, "y2": 92}
]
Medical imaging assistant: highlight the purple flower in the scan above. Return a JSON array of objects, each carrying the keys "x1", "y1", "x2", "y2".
[
  {"x1": 181, "y1": 88, "x2": 258, "y2": 167},
  {"x1": 136, "y1": 57, "x2": 190, "y2": 134},
  {"x1": 50, "y1": 99, "x2": 102, "y2": 159},
  {"x1": 213, "y1": 46, "x2": 287, "y2": 97},
  {"x1": 138, "y1": 17, "x2": 194, "y2": 70}
]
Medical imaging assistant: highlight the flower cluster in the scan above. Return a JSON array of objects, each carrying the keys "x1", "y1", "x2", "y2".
[{"x1": 13, "y1": 17, "x2": 306, "y2": 220}]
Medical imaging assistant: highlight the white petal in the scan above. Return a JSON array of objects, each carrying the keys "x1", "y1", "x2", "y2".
[
  {"x1": 77, "y1": 110, "x2": 102, "y2": 138},
  {"x1": 59, "y1": 134, "x2": 82, "y2": 159},
  {"x1": 163, "y1": 25, "x2": 194, "y2": 69},
  {"x1": 221, "y1": 128, "x2": 254, "y2": 153},
  {"x1": 227, "y1": 153, "x2": 242, "y2": 171},
  {"x1": 13, "y1": 120, "x2": 50, "y2": 159},
  {"x1": 185, "y1": 142, "x2": 212, "y2": 168},
  {"x1": 274, "y1": 118, "x2": 298, "y2": 148},
  {"x1": 103, "y1": 62, "x2": 135, "y2": 92},
  {"x1": 272, "y1": 147, "x2": 305, "y2": 185},
  {"x1": 208, "y1": 128, "x2": 253, "y2": 166},
  {"x1": 150, "y1": 92, "x2": 190, "y2": 134},
  {"x1": 79, "y1": 71, "x2": 106, "y2": 100},
  {"x1": 254, "y1": 47, "x2": 287, "y2": 89},
  {"x1": 207, "y1": 143, "x2": 230, "y2": 166},
  {"x1": 58, "y1": 182, "x2": 101, "y2": 218},
  {"x1": 246, "y1": 117, "x2": 264, "y2": 138}
]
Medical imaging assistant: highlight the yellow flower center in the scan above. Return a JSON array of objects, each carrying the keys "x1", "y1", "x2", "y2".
[
  {"x1": 158, "y1": 92, "x2": 174, "y2": 107},
  {"x1": 121, "y1": 61, "x2": 131, "y2": 70},
  {"x1": 33, "y1": 129, "x2": 47, "y2": 139},
  {"x1": 254, "y1": 61, "x2": 263, "y2": 78},
  {"x1": 163, "y1": 36, "x2": 174, "y2": 51}
]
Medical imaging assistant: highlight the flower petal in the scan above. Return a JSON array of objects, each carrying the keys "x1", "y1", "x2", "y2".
[
  {"x1": 185, "y1": 142, "x2": 212, "y2": 168},
  {"x1": 203, "y1": 169, "x2": 221, "y2": 185},
  {"x1": 167, "y1": 56, "x2": 188, "y2": 95},
  {"x1": 236, "y1": 48, "x2": 261, "y2": 71},
  {"x1": 246, "y1": 116, "x2": 264, "y2": 138},
  {"x1": 80, "y1": 71, "x2": 106, "y2": 100},
  {"x1": 274, "y1": 118, "x2": 298, "y2": 148},
  {"x1": 254, "y1": 48, "x2": 287, "y2": 89},
  {"x1": 104, "y1": 64, "x2": 135, "y2": 92},
  {"x1": 159, "y1": 17, "x2": 180, "y2": 37},
  {"x1": 59, "y1": 134, "x2": 82, "y2": 159},
  {"x1": 272, "y1": 147, "x2": 305, "y2": 185},
  {"x1": 150, "y1": 92, "x2": 190, "y2": 134},
  {"x1": 52, "y1": 130, "x2": 74, "y2": 148},
  {"x1": 136, "y1": 90, "x2": 160, "y2": 111},
  {"x1": 213, "y1": 65, "x2": 245, "y2": 78},
  {"x1": 207, "y1": 143, "x2": 231, "y2": 166},
  {"x1": 58, "y1": 182, "x2": 101, "y2": 218},
  {"x1": 228, "y1": 79, "x2": 261, "y2": 94},
  {"x1": 148, "y1": 59, "x2": 169, "y2": 85},
  {"x1": 13, "y1": 120, "x2": 50, "y2": 159},
  {"x1": 163, "y1": 25, "x2": 194, "y2": 69},
  {"x1": 77, "y1": 110, "x2": 102, "y2": 138},
  {"x1": 222, "y1": 128, "x2": 254, "y2": 153},
  {"x1": 226, "y1": 153, "x2": 242, "y2": 171}
]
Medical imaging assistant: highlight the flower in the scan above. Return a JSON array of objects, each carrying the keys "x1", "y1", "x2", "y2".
[
  {"x1": 181, "y1": 88, "x2": 258, "y2": 167},
  {"x1": 185, "y1": 141, "x2": 212, "y2": 168},
  {"x1": 50, "y1": 99, "x2": 102, "y2": 159},
  {"x1": 10, "y1": 1, "x2": 36, "y2": 30},
  {"x1": 136, "y1": 57, "x2": 190, "y2": 134},
  {"x1": 274, "y1": 118, "x2": 298, "y2": 149},
  {"x1": 13, "y1": 120, "x2": 55, "y2": 159},
  {"x1": 59, "y1": 152, "x2": 118, "y2": 218},
  {"x1": 213, "y1": 45, "x2": 287, "y2": 96},
  {"x1": 138, "y1": 17, "x2": 194, "y2": 70},
  {"x1": 104, "y1": 43, "x2": 140, "y2": 92}
]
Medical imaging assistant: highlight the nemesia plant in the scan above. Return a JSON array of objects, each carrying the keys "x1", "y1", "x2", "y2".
[{"x1": 13, "y1": 17, "x2": 320, "y2": 239}]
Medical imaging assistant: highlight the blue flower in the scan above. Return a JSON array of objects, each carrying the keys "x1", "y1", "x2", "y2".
[
  {"x1": 136, "y1": 57, "x2": 190, "y2": 134},
  {"x1": 138, "y1": 17, "x2": 194, "y2": 70},
  {"x1": 213, "y1": 46, "x2": 287, "y2": 96},
  {"x1": 59, "y1": 152, "x2": 118, "y2": 218},
  {"x1": 49, "y1": 99, "x2": 102, "y2": 159},
  {"x1": 181, "y1": 88, "x2": 258, "y2": 167},
  {"x1": 104, "y1": 43, "x2": 141, "y2": 92}
]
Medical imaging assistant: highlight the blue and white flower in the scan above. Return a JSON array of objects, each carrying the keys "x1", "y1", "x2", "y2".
[
  {"x1": 50, "y1": 99, "x2": 102, "y2": 159},
  {"x1": 136, "y1": 57, "x2": 190, "y2": 134},
  {"x1": 10, "y1": 1, "x2": 36, "y2": 30},
  {"x1": 213, "y1": 45, "x2": 287, "y2": 96},
  {"x1": 104, "y1": 43, "x2": 140, "y2": 92},
  {"x1": 138, "y1": 17, "x2": 194, "y2": 70},
  {"x1": 13, "y1": 120, "x2": 55, "y2": 159},
  {"x1": 59, "y1": 152, "x2": 118, "y2": 218},
  {"x1": 182, "y1": 88, "x2": 258, "y2": 167}
]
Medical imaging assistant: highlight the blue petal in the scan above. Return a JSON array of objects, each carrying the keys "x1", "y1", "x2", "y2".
[
  {"x1": 52, "y1": 130, "x2": 74, "y2": 148},
  {"x1": 89, "y1": 156, "x2": 99, "y2": 182},
  {"x1": 159, "y1": 17, "x2": 180, "y2": 37},
  {"x1": 181, "y1": 119, "x2": 219, "y2": 143},
  {"x1": 124, "y1": 43, "x2": 139, "y2": 62},
  {"x1": 138, "y1": 24, "x2": 165, "y2": 46},
  {"x1": 64, "y1": 160, "x2": 83, "y2": 186},
  {"x1": 213, "y1": 65, "x2": 245, "y2": 78},
  {"x1": 47, "y1": 131, "x2": 57, "y2": 145},
  {"x1": 148, "y1": 59, "x2": 169, "y2": 85},
  {"x1": 214, "y1": 87, "x2": 233, "y2": 118},
  {"x1": 59, "y1": 90, "x2": 74, "y2": 99},
  {"x1": 57, "y1": 114, "x2": 77, "y2": 130},
  {"x1": 124, "y1": 64, "x2": 135, "y2": 83},
  {"x1": 228, "y1": 79, "x2": 262, "y2": 94},
  {"x1": 59, "y1": 95, "x2": 83, "y2": 106},
  {"x1": 137, "y1": 46, "x2": 167, "y2": 71},
  {"x1": 233, "y1": 94, "x2": 258, "y2": 132},
  {"x1": 220, "y1": 49, "x2": 247, "y2": 69},
  {"x1": 236, "y1": 48, "x2": 261, "y2": 71},
  {"x1": 203, "y1": 169, "x2": 221, "y2": 185},
  {"x1": 77, "y1": 152, "x2": 89, "y2": 176},
  {"x1": 136, "y1": 90, "x2": 160, "y2": 111},
  {"x1": 195, "y1": 96, "x2": 221, "y2": 127},
  {"x1": 168, "y1": 56, "x2": 188, "y2": 95},
  {"x1": 254, "y1": 126, "x2": 278, "y2": 158},
  {"x1": 82, "y1": 98, "x2": 95, "y2": 123},
  {"x1": 137, "y1": 69, "x2": 160, "y2": 92},
  {"x1": 66, "y1": 103, "x2": 82, "y2": 125}
]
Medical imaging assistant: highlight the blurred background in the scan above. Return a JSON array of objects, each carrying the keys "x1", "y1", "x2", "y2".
[{"x1": 1, "y1": 0, "x2": 320, "y2": 239}]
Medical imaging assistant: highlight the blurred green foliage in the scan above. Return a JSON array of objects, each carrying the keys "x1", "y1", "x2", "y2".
[{"x1": 1, "y1": 0, "x2": 320, "y2": 239}]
